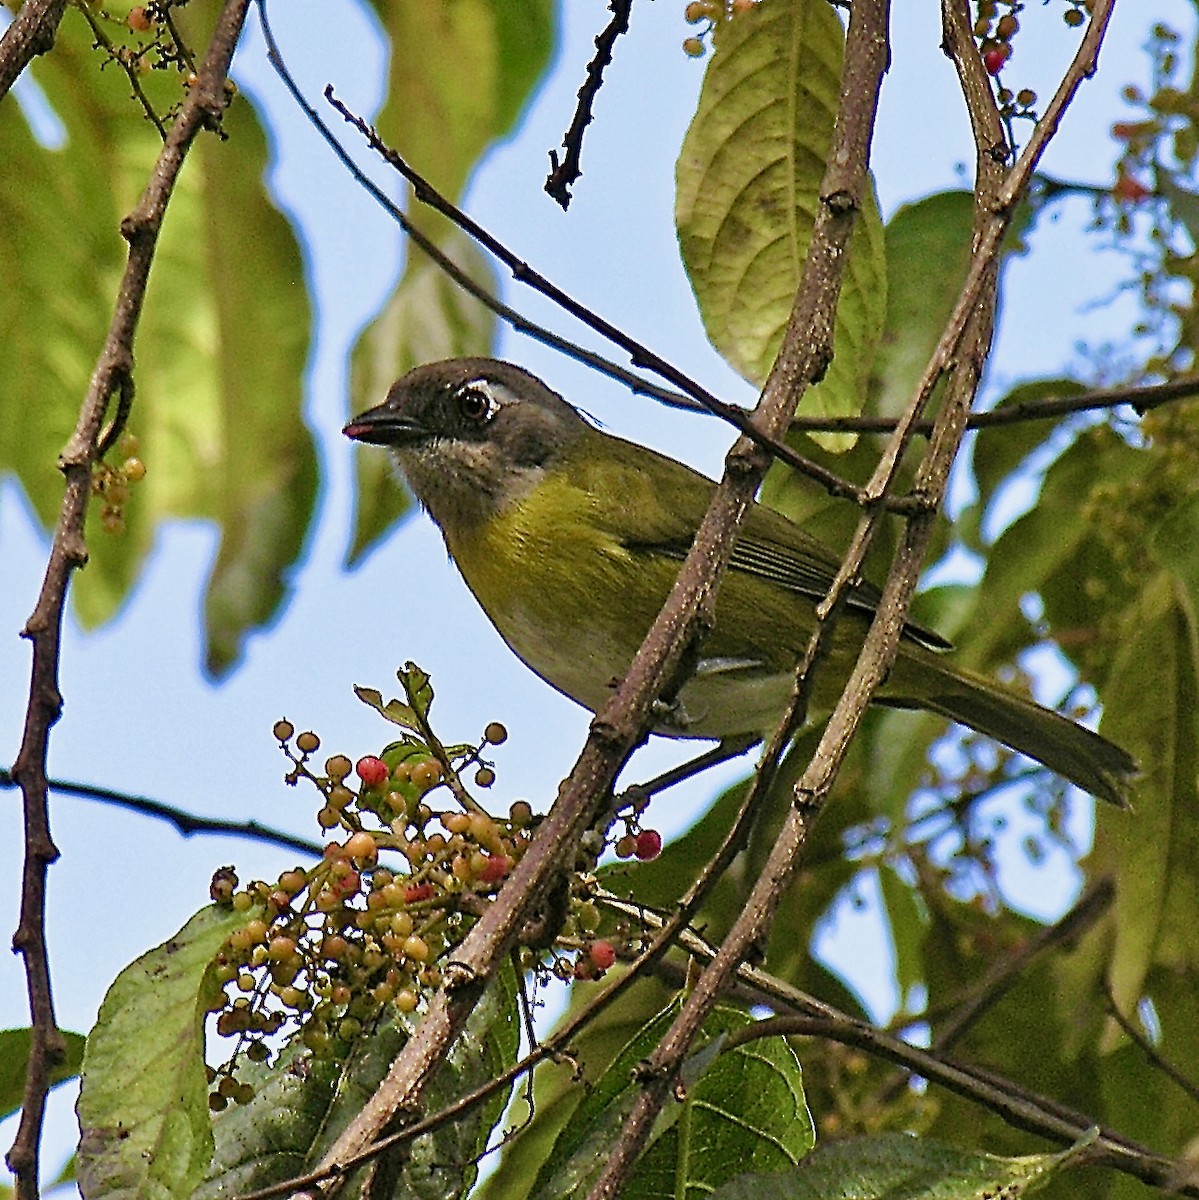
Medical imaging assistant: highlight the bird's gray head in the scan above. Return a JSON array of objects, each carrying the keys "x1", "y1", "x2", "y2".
[{"x1": 343, "y1": 358, "x2": 588, "y2": 530}]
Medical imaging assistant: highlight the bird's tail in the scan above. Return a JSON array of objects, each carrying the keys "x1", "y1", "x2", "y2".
[{"x1": 882, "y1": 661, "x2": 1137, "y2": 808}]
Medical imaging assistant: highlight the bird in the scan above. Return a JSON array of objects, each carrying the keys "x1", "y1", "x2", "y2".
[{"x1": 343, "y1": 357, "x2": 1136, "y2": 808}]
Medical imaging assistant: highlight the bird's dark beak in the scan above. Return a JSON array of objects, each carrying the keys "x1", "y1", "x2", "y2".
[{"x1": 342, "y1": 404, "x2": 426, "y2": 447}]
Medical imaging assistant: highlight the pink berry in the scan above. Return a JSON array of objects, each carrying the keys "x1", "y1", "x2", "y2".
[
  {"x1": 356, "y1": 755, "x2": 389, "y2": 788},
  {"x1": 589, "y1": 940, "x2": 617, "y2": 971},
  {"x1": 479, "y1": 854, "x2": 511, "y2": 885}
]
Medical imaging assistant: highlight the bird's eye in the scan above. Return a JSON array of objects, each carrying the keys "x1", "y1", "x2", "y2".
[{"x1": 456, "y1": 382, "x2": 497, "y2": 424}]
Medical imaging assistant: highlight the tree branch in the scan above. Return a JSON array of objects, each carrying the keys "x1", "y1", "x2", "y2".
[
  {"x1": 0, "y1": 768, "x2": 322, "y2": 857},
  {"x1": 544, "y1": 0, "x2": 632, "y2": 209},
  {"x1": 5, "y1": 4, "x2": 251, "y2": 1195},
  {"x1": 0, "y1": 0, "x2": 68, "y2": 106}
]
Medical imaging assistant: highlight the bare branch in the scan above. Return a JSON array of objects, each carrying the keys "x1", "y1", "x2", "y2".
[
  {"x1": 0, "y1": 0, "x2": 68, "y2": 106},
  {"x1": 5, "y1": 3, "x2": 251, "y2": 1194},
  {"x1": 544, "y1": 0, "x2": 632, "y2": 209},
  {"x1": 0, "y1": 768, "x2": 322, "y2": 857}
]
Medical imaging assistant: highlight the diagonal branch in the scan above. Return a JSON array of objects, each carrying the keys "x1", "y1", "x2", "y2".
[
  {"x1": 5, "y1": 4, "x2": 251, "y2": 1196},
  {"x1": 0, "y1": 0, "x2": 68, "y2": 106}
]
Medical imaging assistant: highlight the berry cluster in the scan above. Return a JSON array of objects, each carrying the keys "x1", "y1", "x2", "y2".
[
  {"x1": 206, "y1": 668, "x2": 666, "y2": 1105},
  {"x1": 90, "y1": 433, "x2": 146, "y2": 536},
  {"x1": 680, "y1": 0, "x2": 756, "y2": 60}
]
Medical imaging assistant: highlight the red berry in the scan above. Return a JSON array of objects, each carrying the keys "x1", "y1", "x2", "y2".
[
  {"x1": 356, "y1": 755, "x2": 389, "y2": 788},
  {"x1": 589, "y1": 940, "x2": 617, "y2": 971},
  {"x1": 634, "y1": 830, "x2": 662, "y2": 861},
  {"x1": 404, "y1": 882, "x2": 435, "y2": 904},
  {"x1": 982, "y1": 45, "x2": 1009, "y2": 75},
  {"x1": 478, "y1": 854, "x2": 511, "y2": 885}
]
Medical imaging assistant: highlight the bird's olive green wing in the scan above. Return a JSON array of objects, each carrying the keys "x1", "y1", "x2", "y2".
[{"x1": 588, "y1": 434, "x2": 950, "y2": 652}]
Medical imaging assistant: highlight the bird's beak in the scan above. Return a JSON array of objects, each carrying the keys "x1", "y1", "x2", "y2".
[{"x1": 342, "y1": 404, "x2": 426, "y2": 447}]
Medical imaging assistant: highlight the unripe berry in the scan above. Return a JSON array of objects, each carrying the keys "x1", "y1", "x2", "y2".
[
  {"x1": 345, "y1": 831, "x2": 377, "y2": 863},
  {"x1": 325, "y1": 754, "x2": 352, "y2": 781},
  {"x1": 483, "y1": 721, "x2": 508, "y2": 745},
  {"x1": 296, "y1": 731, "x2": 320, "y2": 754},
  {"x1": 272, "y1": 719, "x2": 294, "y2": 742},
  {"x1": 403, "y1": 935, "x2": 430, "y2": 962},
  {"x1": 682, "y1": 36, "x2": 705, "y2": 57}
]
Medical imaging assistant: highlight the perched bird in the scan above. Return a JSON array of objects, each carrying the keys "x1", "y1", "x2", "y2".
[{"x1": 344, "y1": 357, "x2": 1136, "y2": 807}]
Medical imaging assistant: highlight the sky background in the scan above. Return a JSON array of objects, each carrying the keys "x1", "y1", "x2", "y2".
[{"x1": 1, "y1": 0, "x2": 1192, "y2": 1187}]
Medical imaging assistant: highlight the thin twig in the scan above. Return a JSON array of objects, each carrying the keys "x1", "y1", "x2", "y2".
[
  {"x1": 5, "y1": 4, "x2": 250, "y2": 1195},
  {"x1": 788, "y1": 373, "x2": 1199, "y2": 435},
  {"x1": 1105, "y1": 984, "x2": 1199, "y2": 1107},
  {"x1": 544, "y1": 0, "x2": 632, "y2": 209},
  {"x1": 0, "y1": 768, "x2": 322, "y2": 857}
]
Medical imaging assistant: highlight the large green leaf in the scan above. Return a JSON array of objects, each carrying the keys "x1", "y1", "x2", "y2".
[
  {"x1": 371, "y1": 0, "x2": 555, "y2": 203},
  {"x1": 707, "y1": 1130, "x2": 1091, "y2": 1200},
  {"x1": 676, "y1": 0, "x2": 887, "y2": 447},
  {"x1": 532, "y1": 1005, "x2": 812, "y2": 1200},
  {"x1": 627, "y1": 1008, "x2": 812, "y2": 1199},
  {"x1": 0, "y1": 1028, "x2": 87, "y2": 1120},
  {"x1": 1091, "y1": 572, "x2": 1199, "y2": 1015},
  {"x1": 76, "y1": 904, "x2": 257, "y2": 1200},
  {"x1": 346, "y1": 0, "x2": 555, "y2": 561},
  {"x1": 873, "y1": 191, "x2": 975, "y2": 420},
  {"x1": 0, "y1": 9, "x2": 314, "y2": 677},
  {"x1": 969, "y1": 379, "x2": 1087, "y2": 515},
  {"x1": 347, "y1": 234, "x2": 497, "y2": 564},
  {"x1": 197, "y1": 963, "x2": 520, "y2": 1200}
]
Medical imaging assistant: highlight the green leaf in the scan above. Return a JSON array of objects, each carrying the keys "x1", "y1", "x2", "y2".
[
  {"x1": 198, "y1": 964, "x2": 520, "y2": 1200},
  {"x1": 76, "y1": 904, "x2": 258, "y2": 1200},
  {"x1": 534, "y1": 1005, "x2": 811, "y2": 1200},
  {"x1": 346, "y1": 235, "x2": 497, "y2": 566},
  {"x1": 626, "y1": 1008, "x2": 813, "y2": 1198},
  {"x1": 530, "y1": 1000, "x2": 685, "y2": 1200},
  {"x1": 0, "y1": 1028, "x2": 87, "y2": 1120},
  {"x1": 0, "y1": 17, "x2": 314, "y2": 677},
  {"x1": 1091, "y1": 572, "x2": 1199, "y2": 1018},
  {"x1": 1152, "y1": 490, "x2": 1199, "y2": 622},
  {"x1": 873, "y1": 192, "x2": 975, "y2": 419},
  {"x1": 370, "y1": 0, "x2": 555, "y2": 202},
  {"x1": 970, "y1": 379, "x2": 1086, "y2": 514},
  {"x1": 963, "y1": 429, "x2": 1141, "y2": 675},
  {"x1": 878, "y1": 862, "x2": 928, "y2": 1011},
  {"x1": 476, "y1": 971, "x2": 682, "y2": 1200},
  {"x1": 354, "y1": 685, "x2": 422, "y2": 734},
  {"x1": 707, "y1": 1130, "x2": 1094, "y2": 1200},
  {"x1": 347, "y1": 0, "x2": 555, "y2": 563},
  {"x1": 676, "y1": 0, "x2": 887, "y2": 450}
]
